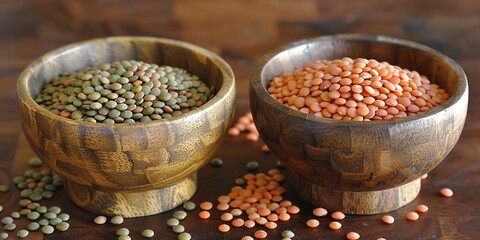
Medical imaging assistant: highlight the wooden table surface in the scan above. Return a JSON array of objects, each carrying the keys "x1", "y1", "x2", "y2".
[{"x1": 1, "y1": 0, "x2": 479, "y2": 239}]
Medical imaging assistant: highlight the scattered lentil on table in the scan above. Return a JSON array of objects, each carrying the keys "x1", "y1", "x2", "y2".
[
  {"x1": 416, "y1": 204, "x2": 429, "y2": 213},
  {"x1": 35, "y1": 60, "x2": 215, "y2": 123},
  {"x1": 406, "y1": 211, "x2": 420, "y2": 221},
  {"x1": 329, "y1": 221, "x2": 342, "y2": 230},
  {"x1": 382, "y1": 215, "x2": 395, "y2": 224},
  {"x1": 267, "y1": 57, "x2": 449, "y2": 121},
  {"x1": 440, "y1": 188, "x2": 453, "y2": 197}
]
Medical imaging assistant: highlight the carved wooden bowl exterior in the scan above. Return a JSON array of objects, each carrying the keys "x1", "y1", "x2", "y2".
[
  {"x1": 250, "y1": 34, "x2": 468, "y2": 214},
  {"x1": 17, "y1": 36, "x2": 235, "y2": 217}
]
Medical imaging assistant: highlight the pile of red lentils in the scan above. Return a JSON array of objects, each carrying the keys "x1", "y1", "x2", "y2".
[{"x1": 267, "y1": 57, "x2": 449, "y2": 121}]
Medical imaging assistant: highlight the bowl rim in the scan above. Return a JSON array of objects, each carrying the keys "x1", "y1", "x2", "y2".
[
  {"x1": 17, "y1": 36, "x2": 235, "y2": 127},
  {"x1": 251, "y1": 34, "x2": 469, "y2": 126}
]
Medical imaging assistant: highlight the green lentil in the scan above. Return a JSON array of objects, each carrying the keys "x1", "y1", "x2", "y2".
[
  {"x1": 281, "y1": 230, "x2": 295, "y2": 238},
  {"x1": 41, "y1": 190, "x2": 54, "y2": 199},
  {"x1": 36, "y1": 206, "x2": 48, "y2": 214},
  {"x1": 44, "y1": 212, "x2": 57, "y2": 220},
  {"x1": 235, "y1": 178, "x2": 246, "y2": 185},
  {"x1": 38, "y1": 219, "x2": 49, "y2": 226},
  {"x1": 4, "y1": 223, "x2": 16, "y2": 231},
  {"x1": 118, "y1": 236, "x2": 131, "y2": 240},
  {"x1": 41, "y1": 225, "x2": 54, "y2": 235},
  {"x1": 0, "y1": 185, "x2": 9, "y2": 192},
  {"x1": 0, "y1": 232, "x2": 8, "y2": 239},
  {"x1": 172, "y1": 225, "x2": 185, "y2": 234},
  {"x1": 11, "y1": 212, "x2": 20, "y2": 219},
  {"x1": 116, "y1": 228, "x2": 130, "y2": 236},
  {"x1": 1, "y1": 217, "x2": 13, "y2": 225},
  {"x1": 56, "y1": 222, "x2": 70, "y2": 232},
  {"x1": 49, "y1": 217, "x2": 63, "y2": 226},
  {"x1": 58, "y1": 213, "x2": 70, "y2": 221},
  {"x1": 20, "y1": 209, "x2": 31, "y2": 216},
  {"x1": 173, "y1": 210, "x2": 187, "y2": 220},
  {"x1": 27, "y1": 211, "x2": 40, "y2": 220},
  {"x1": 110, "y1": 215, "x2": 124, "y2": 225},
  {"x1": 141, "y1": 229, "x2": 154, "y2": 238},
  {"x1": 48, "y1": 206, "x2": 62, "y2": 215},
  {"x1": 246, "y1": 161, "x2": 260, "y2": 171},
  {"x1": 16, "y1": 229, "x2": 29, "y2": 238},
  {"x1": 20, "y1": 189, "x2": 33, "y2": 198},
  {"x1": 178, "y1": 232, "x2": 192, "y2": 240},
  {"x1": 210, "y1": 157, "x2": 224, "y2": 167},
  {"x1": 27, "y1": 222, "x2": 40, "y2": 231},
  {"x1": 166, "y1": 218, "x2": 180, "y2": 227},
  {"x1": 183, "y1": 201, "x2": 196, "y2": 211},
  {"x1": 36, "y1": 60, "x2": 214, "y2": 123},
  {"x1": 29, "y1": 192, "x2": 43, "y2": 201},
  {"x1": 13, "y1": 176, "x2": 25, "y2": 184}
]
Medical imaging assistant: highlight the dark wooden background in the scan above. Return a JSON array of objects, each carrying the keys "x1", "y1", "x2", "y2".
[{"x1": 1, "y1": 0, "x2": 479, "y2": 239}]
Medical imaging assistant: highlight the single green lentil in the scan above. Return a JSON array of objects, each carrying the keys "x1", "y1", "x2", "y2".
[
  {"x1": 36, "y1": 206, "x2": 48, "y2": 214},
  {"x1": 1, "y1": 217, "x2": 13, "y2": 225},
  {"x1": 27, "y1": 222, "x2": 40, "y2": 231},
  {"x1": 58, "y1": 213, "x2": 70, "y2": 221},
  {"x1": 110, "y1": 215, "x2": 124, "y2": 225},
  {"x1": 116, "y1": 228, "x2": 130, "y2": 236},
  {"x1": 41, "y1": 225, "x2": 54, "y2": 235},
  {"x1": 20, "y1": 209, "x2": 31, "y2": 216},
  {"x1": 38, "y1": 219, "x2": 49, "y2": 226},
  {"x1": 20, "y1": 189, "x2": 33, "y2": 198},
  {"x1": 210, "y1": 157, "x2": 223, "y2": 167},
  {"x1": 49, "y1": 217, "x2": 62, "y2": 226},
  {"x1": 173, "y1": 210, "x2": 188, "y2": 220},
  {"x1": 0, "y1": 232, "x2": 8, "y2": 240},
  {"x1": 27, "y1": 211, "x2": 40, "y2": 220},
  {"x1": 44, "y1": 212, "x2": 57, "y2": 220},
  {"x1": 246, "y1": 161, "x2": 260, "y2": 171},
  {"x1": 16, "y1": 229, "x2": 29, "y2": 238},
  {"x1": 281, "y1": 230, "x2": 295, "y2": 238},
  {"x1": 0, "y1": 185, "x2": 9, "y2": 192},
  {"x1": 4, "y1": 223, "x2": 16, "y2": 231},
  {"x1": 183, "y1": 202, "x2": 196, "y2": 211},
  {"x1": 11, "y1": 212, "x2": 20, "y2": 219},
  {"x1": 56, "y1": 222, "x2": 69, "y2": 232},
  {"x1": 141, "y1": 229, "x2": 154, "y2": 238},
  {"x1": 118, "y1": 236, "x2": 131, "y2": 240},
  {"x1": 48, "y1": 206, "x2": 61, "y2": 215},
  {"x1": 28, "y1": 157, "x2": 43, "y2": 167},
  {"x1": 172, "y1": 225, "x2": 185, "y2": 234},
  {"x1": 13, "y1": 176, "x2": 25, "y2": 184},
  {"x1": 166, "y1": 218, "x2": 180, "y2": 227},
  {"x1": 178, "y1": 232, "x2": 192, "y2": 240},
  {"x1": 29, "y1": 192, "x2": 43, "y2": 201}
]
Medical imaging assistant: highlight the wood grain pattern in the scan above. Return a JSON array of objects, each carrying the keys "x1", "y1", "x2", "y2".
[
  {"x1": 16, "y1": 36, "x2": 236, "y2": 217},
  {"x1": 250, "y1": 35, "x2": 468, "y2": 214},
  {"x1": 1, "y1": 0, "x2": 479, "y2": 239}
]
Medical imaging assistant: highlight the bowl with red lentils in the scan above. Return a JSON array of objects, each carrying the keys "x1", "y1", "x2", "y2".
[{"x1": 250, "y1": 34, "x2": 468, "y2": 214}]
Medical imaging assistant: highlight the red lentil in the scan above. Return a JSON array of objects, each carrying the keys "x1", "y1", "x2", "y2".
[
  {"x1": 329, "y1": 221, "x2": 342, "y2": 230},
  {"x1": 232, "y1": 218, "x2": 245, "y2": 227},
  {"x1": 406, "y1": 212, "x2": 419, "y2": 221},
  {"x1": 313, "y1": 207, "x2": 328, "y2": 217},
  {"x1": 199, "y1": 202, "x2": 213, "y2": 211},
  {"x1": 198, "y1": 211, "x2": 210, "y2": 220},
  {"x1": 265, "y1": 221, "x2": 277, "y2": 229},
  {"x1": 382, "y1": 215, "x2": 395, "y2": 224},
  {"x1": 346, "y1": 231, "x2": 361, "y2": 240},
  {"x1": 331, "y1": 211, "x2": 345, "y2": 220},
  {"x1": 244, "y1": 220, "x2": 255, "y2": 228},
  {"x1": 268, "y1": 57, "x2": 449, "y2": 121},
  {"x1": 218, "y1": 224, "x2": 230, "y2": 233},
  {"x1": 220, "y1": 212, "x2": 233, "y2": 221},
  {"x1": 241, "y1": 237, "x2": 254, "y2": 240},
  {"x1": 306, "y1": 219, "x2": 320, "y2": 228},
  {"x1": 440, "y1": 188, "x2": 453, "y2": 197},
  {"x1": 254, "y1": 230, "x2": 268, "y2": 239},
  {"x1": 416, "y1": 204, "x2": 429, "y2": 213}
]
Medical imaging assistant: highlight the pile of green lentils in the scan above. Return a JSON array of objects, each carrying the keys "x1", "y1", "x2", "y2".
[{"x1": 35, "y1": 60, "x2": 215, "y2": 123}]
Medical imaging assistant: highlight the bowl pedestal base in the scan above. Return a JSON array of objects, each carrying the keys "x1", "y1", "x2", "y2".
[
  {"x1": 296, "y1": 175, "x2": 421, "y2": 215},
  {"x1": 64, "y1": 174, "x2": 197, "y2": 218}
]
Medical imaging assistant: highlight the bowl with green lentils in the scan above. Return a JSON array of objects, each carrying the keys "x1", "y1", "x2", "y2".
[{"x1": 17, "y1": 36, "x2": 236, "y2": 217}]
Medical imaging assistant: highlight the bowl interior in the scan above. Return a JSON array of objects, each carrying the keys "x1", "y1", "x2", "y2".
[{"x1": 257, "y1": 35, "x2": 467, "y2": 122}]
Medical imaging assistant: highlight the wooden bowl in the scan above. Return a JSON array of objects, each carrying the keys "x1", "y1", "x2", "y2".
[
  {"x1": 17, "y1": 36, "x2": 236, "y2": 217},
  {"x1": 250, "y1": 34, "x2": 468, "y2": 214}
]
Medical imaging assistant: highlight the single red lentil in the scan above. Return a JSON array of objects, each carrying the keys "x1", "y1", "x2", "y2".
[
  {"x1": 382, "y1": 215, "x2": 395, "y2": 224},
  {"x1": 416, "y1": 204, "x2": 429, "y2": 213},
  {"x1": 440, "y1": 188, "x2": 453, "y2": 197},
  {"x1": 346, "y1": 231, "x2": 361, "y2": 240},
  {"x1": 406, "y1": 212, "x2": 419, "y2": 221},
  {"x1": 313, "y1": 207, "x2": 328, "y2": 217},
  {"x1": 306, "y1": 219, "x2": 320, "y2": 228},
  {"x1": 329, "y1": 221, "x2": 342, "y2": 230},
  {"x1": 331, "y1": 211, "x2": 345, "y2": 220}
]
